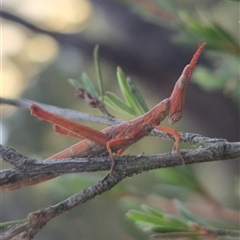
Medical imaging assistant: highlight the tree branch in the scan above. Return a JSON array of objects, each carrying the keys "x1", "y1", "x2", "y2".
[
  {"x1": 1, "y1": 141, "x2": 239, "y2": 239},
  {"x1": 1, "y1": 140, "x2": 240, "y2": 192},
  {"x1": 1, "y1": 172, "x2": 127, "y2": 240}
]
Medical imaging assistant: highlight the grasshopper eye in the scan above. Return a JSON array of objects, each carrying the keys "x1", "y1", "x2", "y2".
[{"x1": 177, "y1": 74, "x2": 187, "y2": 89}]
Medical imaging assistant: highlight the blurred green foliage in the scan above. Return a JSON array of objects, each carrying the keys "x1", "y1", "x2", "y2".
[
  {"x1": 126, "y1": 202, "x2": 207, "y2": 236},
  {"x1": 121, "y1": 0, "x2": 240, "y2": 105}
]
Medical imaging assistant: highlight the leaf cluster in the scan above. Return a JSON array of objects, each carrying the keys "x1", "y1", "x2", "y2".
[
  {"x1": 127, "y1": 201, "x2": 206, "y2": 236},
  {"x1": 69, "y1": 46, "x2": 149, "y2": 117}
]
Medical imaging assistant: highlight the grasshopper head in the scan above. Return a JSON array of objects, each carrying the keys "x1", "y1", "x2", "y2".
[
  {"x1": 168, "y1": 68, "x2": 189, "y2": 125},
  {"x1": 167, "y1": 42, "x2": 206, "y2": 125}
]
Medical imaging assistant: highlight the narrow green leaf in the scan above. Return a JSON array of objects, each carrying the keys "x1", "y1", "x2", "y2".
[
  {"x1": 156, "y1": 168, "x2": 198, "y2": 191},
  {"x1": 212, "y1": 22, "x2": 239, "y2": 53},
  {"x1": 141, "y1": 205, "x2": 164, "y2": 218},
  {"x1": 127, "y1": 210, "x2": 171, "y2": 226},
  {"x1": 117, "y1": 67, "x2": 141, "y2": 114},
  {"x1": 104, "y1": 92, "x2": 136, "y2": 116},
  {"x1": 174, "y1": 199, "x2": 206, "y2": 225},
  {"x1": 213, "y1": 22, "x2": 236, "y2": 43},
  {"x1": 68, "y1": 78, "x2": 84, "y2": 89},
  {"x1": 141, "y1": 205, "x2": 187, "y2": 229},
  {"x1": 94, "y1": 45, "x2": 104, "y2": 101},
  {"x1": 81, "y1": 72, "x2": 99, "y2": 99},
  {"x1": 135, "y1": 221, "x2": 155, "y2": 230},
  {"x1": 127, "y1": 77, "x2": 149, "y2": 113},
  {"x1": 163, "y1": 214, "x2": 188, "y2": 228},
  {"x1": 151, "y1": 225, "x2": 189, "y2": 233},
  {"x1": 0, "y1": 219, "x2": 29, "y2": 231},
  {"x1": 193, "y1": 67, "x2": 226, "y2": 91},
  {"x1": 178, "y1": 12, "x2": 222, "y2": 46}
]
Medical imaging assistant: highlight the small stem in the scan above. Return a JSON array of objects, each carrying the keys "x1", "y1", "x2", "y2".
[
  {"x1": 201, "y1": 226, "x2": 240, "y2": 238},
  {"x1": 151, "y1": 232, "x2": 208, "y2": 239},
  {"x1": 0, "y1": 97, "x2": 122, "y2": 125},
  {"x1": 151, "y1": 227, "x2": 240, "y2": 239}
]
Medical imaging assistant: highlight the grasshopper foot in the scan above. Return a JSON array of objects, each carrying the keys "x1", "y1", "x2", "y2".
[
  {"x1": 109, "y1": 159, "x2": 115, "y2": 175},
  {"x1": 178, "y1": 152, "x2": 185, "y2": 165}
]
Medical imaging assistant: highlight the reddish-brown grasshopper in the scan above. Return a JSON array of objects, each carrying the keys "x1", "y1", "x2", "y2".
[{"x1": 4, "y1": 43, "x2": 206, "y2": 191}]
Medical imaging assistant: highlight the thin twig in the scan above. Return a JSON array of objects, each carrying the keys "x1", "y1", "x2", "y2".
[
  {"x1": 1, "y1": 172, "x2": 127, "y2": 240},
  {"x1": 0, "y1": 97, "x2": 121, "y2": 125},
  {"x1": 0, "y1": 97, "x2": 227, "y2": 147},
  {"x1": 199, "y1": 225, "x2": 240, "y2": 238},
  {"x1": 151, "y1": 227, "x2": 240, "y2": 238}
]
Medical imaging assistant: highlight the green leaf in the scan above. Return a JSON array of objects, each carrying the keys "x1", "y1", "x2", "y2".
[
  {"x1": 117, "y1": 67, "x2": 142, "y2": 115},
  {"x1": 104, "y1": 92, "x2": 137, "y2": 116},
  {"x1": 178, "y1": 11, "x2": 239, "y2": 56},
  {"x1": 151, "y1": 225, "x2": 189, "y2": 233},
  {"x1": 141, "y1": 205, "x2": 187, "y2": 228},
  {"x1": 0, "y1": 219, "x2": 29, "y2": 231},
  {"x1": 174, "y1": 199, "x2": 206, "y2": 225},
  {"x1": 94, "y1": 45, "x2": 104, "y2": 101},
  {"x1": 179, "y1": 12, "x2": 221, "y2": 44},
  {"x1": 69, "y1": 75, "x2": 100, "y2": 100},
  {"x1": 155, "y1": 167, "x2": 199, "y2": 191},
  {"x1": 212, "y1": 22, "x2": 237, "y2": 44},
  {"x1": 127, "y1": 77, "x2": 149, "y2": 113},
  {"x1": 193, "y1": 67, "x2": 226, "y2": 91},
  {"x1": 81, "y1": 72, "x2": 99, "y2": 99},
  {"x1": 126, "y1": 210, "x2": 169, "y2": 226},
  {"x1": 68, "y1": 78, "x2": 84, "y2": 89},
  {"x1": 164, "y1": 214, "x2": 189, "y2": 228},
  {"x1": 141, "y1": 205, "x2": 164, "y2": 218}
]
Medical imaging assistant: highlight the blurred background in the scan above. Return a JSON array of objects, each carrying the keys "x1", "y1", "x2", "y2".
[{"x1": 1, "y1": 0, "x2": 239, "y2": 239}]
